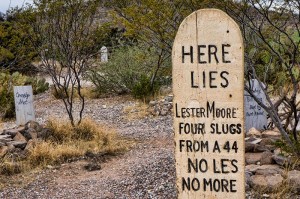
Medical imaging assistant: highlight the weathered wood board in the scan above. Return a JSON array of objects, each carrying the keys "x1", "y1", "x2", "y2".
[
  {"x1": 14, "y1": 86, "x2": 36, "y2": 125},
  {"x1": 244, "y1": 79, "x2": 268, "y2": 132},
  {"x1": 172, "y1": 9, "x2": 245, "y2": 198}
]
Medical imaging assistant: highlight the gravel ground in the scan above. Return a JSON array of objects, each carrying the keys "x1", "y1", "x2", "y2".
[{"x1": 0, "y1": 92, "x2": 177, "y2": 199}]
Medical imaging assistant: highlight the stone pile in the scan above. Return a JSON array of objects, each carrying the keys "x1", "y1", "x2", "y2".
[
  {"x1": 245, "y1": 127, "x2": 300, "y2": 193},
  {"x1": 0, "y1": 121, "x2": 49, "y2": 158},
  {"x1": 148, "y1": 95, "x2": 173, "y2": 116}
]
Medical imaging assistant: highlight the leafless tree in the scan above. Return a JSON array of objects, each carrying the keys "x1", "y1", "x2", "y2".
[
  {"x1": 224, "y1": 0, "x2": 300, "y2": 153},
  {"x1": 22, "y1": 0, "x2": 101, "y2": 126}
]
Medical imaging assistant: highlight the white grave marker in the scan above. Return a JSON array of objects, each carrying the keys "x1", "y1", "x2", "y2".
[
  {"x1": 14, "y1": 86, "x2": 35, "y2": 125},
  {"x1": 100, "y1": 46, "x2": 108, "y2": 63},
  {"x1": 172, "y1": 9, "x2": 245, "y2": 198},
  {"x1": 244, "y1": 79, "x2": 268, "y2": 132}
]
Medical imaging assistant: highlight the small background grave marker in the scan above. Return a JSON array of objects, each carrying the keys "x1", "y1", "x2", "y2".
[
  {"x1": 100, "y1": 46, "x2": 108, "y2": 63},
  {"x1": 244, "y1": 79, "x2": 268, "y2": 132}
]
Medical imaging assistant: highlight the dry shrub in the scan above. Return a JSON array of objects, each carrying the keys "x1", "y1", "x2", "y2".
[
  {"x1": 51, "y1": 87, "x2": 68, "y2": 99},
  {"x1": 46, "y1": 118, "x2": 108, "y2": 142},
  {"x1": 0, "y1": 119, "x2": 133, "y2": 176},
  {"x1": 250, "y1": 165, "x2": 299, "y2": 199},
  {"x1": 45, "y1": 119, "x2": 73, "y2": 142},
  {"x1": 251, "y1": 179, "x2": 297, "y2": 199},
  {"x1": 73, "y1": 119, "x2": 98, "y2": 140},
  {"x1": 80, "y1": 87, "x2": 99, "y2": 99},
  {"x1": 31, "y1": 118, "x2": 131, "y2": 167},
  {"x1": 272, "y1": 180, "x2": 298, "y2": 199},
  {"x1": 0, "y1": 160, "x2": 24, "y2": 176},
  {"x1": 28, "y1": 142, "x2": 82, "y2": 167}
]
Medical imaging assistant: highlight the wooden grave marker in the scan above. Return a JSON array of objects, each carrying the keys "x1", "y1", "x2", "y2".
[
  {"x1": 244, "y1": 79, "x2": 268, "y2": 132},
  {"x1": 172, "y1": 9, "x2": 245, "y2": 198},
  {"x1": 14, "y1": 86, "x2": 36, "y2": 125}
]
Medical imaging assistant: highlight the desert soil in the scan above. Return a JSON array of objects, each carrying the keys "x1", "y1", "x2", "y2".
[{"x1": 0, "y1": 91, "x2": 177, "y2": 199}]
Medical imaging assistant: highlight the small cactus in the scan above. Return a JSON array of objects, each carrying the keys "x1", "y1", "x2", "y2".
[{"x1": 26, "y1": 77, "x2": 49, "y2": 95}]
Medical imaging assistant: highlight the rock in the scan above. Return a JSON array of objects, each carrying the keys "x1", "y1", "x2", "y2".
[
  {"x1": 267, "y1": 174, "x2": 284, "y2": 188},
  {"x1": 245, "y1": 164, "x2": 261, "y2": 174},
  {"x1": 261, "y1": 130, "x2": 281, "y2": 140},
  {"x1": 160, "y1": 109, "x2": 168, "y2": 116},
  {"x1": 23, "y1": 128, "x2": 38, "y2": 140},
  {"x1": 164, "y1": 95, "x2": 173, "y2": 102},
  {"x1": 260, "y1": 138, "x2": 275, "y2": 145},
  {"x1": 159, "y1": 86, "x2": 172, "y2": 95},
  {"x1": 250, "y1": 174, "x2": 283, "y2": 190},
  {"x1": 25, "y1": 120, "x2": 42, "y2": 132},
  {"x1": 272, "y1": 154, "x2": 291, "y2": 166},
  {"x1": 245, "y1": 137, "x2": 258, "y2": 143},
  {"x1": 250, "y1": 175, "x2": 267, "y2": 187},
  {"x1": 273, "y1": 148, "x2": 290, "y2": 157},
  {"x1": 3, "y1": 127, "x2": 25, "y2": 137},
  {"x1": 84, "y1": 162, "x2": 101, "y2": 171},
  {"x1": 245, "y1": 142, "x2": 256, "y2": 152},
  {"x1": 149, "y1": 101, "x2": 157, "y2": 107},
  {"x1": 13, "y1": 132, "x2": 27, "y2": 142},
  {"x1": 250, "y1": 138, "x2": 262, "y2": 145},
  {"x1": 10, "y1": 148, "x2": 27, "y2": 160},
  {"x1": 6, "y1": 141, "x2": 27, "y2": 150},
  {"x1": 0, "y1": 146, "x2": 8, "y2": 157},
  {"x1": 0, "y1": 134, "x2": 13, "y2": 143},
  {"x1": 29, "y1": 131, "x2": 38, "y2": 140},
  {"x1": 273, "y1": 148, "x2": 282, "y2": 156},
  {"x1": 255, "y1": 164, "x2": 284, "y2": 176},
  {"x1": 260, "y1": 151, "x2": 275, "y2": 165},
  {"x1": 247, "y1": 127, "x2": 261, "y2": 138},
  {"x1": 102, "y1": 191, "x2": 115, "y2": 199},
  {"x1": 245, "y1": 153, "x2": 264, "y2": 165},
  {"x1": 37, "y1": 128, "x2": 52, "y2": 140},
  {"x1": 245, "y1": 171, "x2": 252, "y2": 190},
  {"x1": 254, "y1": 144, "x2": 276, "y2": 152},
  {"x1": 24, "y1": 139, "x2": 36, "y2": 151},
  {"x1": 0, "y1": 142, "x2": 5, "y2": 147},
  {"x1": 253, "y1": 145, "x2": 268, "y2": 152},
  {"x1": 46, "y1": 165, "x2": 54, "y2": 169},
  {"x1": 0, "y1": 134, "x2": 12, "y2": 139},
  {"x1": 7, "y1": 143, "x2": 15, "y2": 151},
  {"x1": 287, "y1": 170, "x2": 300, "y2": 190}
]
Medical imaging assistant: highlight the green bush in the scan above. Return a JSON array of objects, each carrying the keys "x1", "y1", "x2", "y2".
[
  {"x1": 0, "y1": 71, "x2": 27, "y2": 119},
  {"x1": 86, "y1": 44, "x2": 171, "y2": 98},
  {"x1": 132, "y1": 74, "x2": 157, "y2": 100},
  {"x1": 0, "y1": 71, "x2": 49, "y2": 119}
]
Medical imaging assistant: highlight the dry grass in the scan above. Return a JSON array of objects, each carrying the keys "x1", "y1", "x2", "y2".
[
  {"x1": 28, "y1": 141, "x2": 82, "y2": 167},
  {"x1": 0, "y1": 118, "x2": 133, "y2": 176},
  {"x1": 251, "y1": 179, "x2": 297, "y2": 199},
  {"x1": 50, "y1": 86, "x2": 98, "y2": 99},
  {"x1": 250, "y1": 159, "x2": 300, "y2": 199},
  {"x1": 123, "y1": 102, "x2": 150, "y2": 121}
]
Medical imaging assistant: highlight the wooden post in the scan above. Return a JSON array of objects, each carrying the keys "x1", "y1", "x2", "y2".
[
  {"x1": 14, "y1": 86, "x2": 36, "y2": 125},
  {"x1": 172, "y1": 9, "x2": 245, "y2": 198}
]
